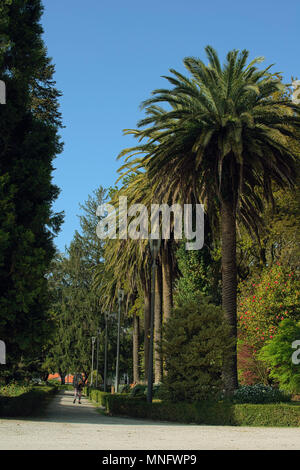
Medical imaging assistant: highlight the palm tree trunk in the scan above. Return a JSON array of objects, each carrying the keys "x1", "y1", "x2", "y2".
[
  {"x1": 133, "y1": 312, "x2": 140, "y2": 383},
  {"x1": 162, "y1": 240, "x2": 173, "y2": 324},
  {"x1": 154, "y1": 261, "x2": 163, "y2": 383},
  {"x1": 220, "y1": 199, "x2": 238, "y2": 392},
  {"x1": 143, "y1": 281, "x2": 151, "y2": 382}
]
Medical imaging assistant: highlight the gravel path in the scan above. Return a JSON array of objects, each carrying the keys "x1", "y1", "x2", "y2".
[{"x1": 0, "y1": 390, "x2": 299, "y2": 450}]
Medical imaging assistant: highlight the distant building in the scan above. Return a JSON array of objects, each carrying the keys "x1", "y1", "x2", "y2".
[{"x1": 48, "y1": 373, "x2": 74, "y2": 384}]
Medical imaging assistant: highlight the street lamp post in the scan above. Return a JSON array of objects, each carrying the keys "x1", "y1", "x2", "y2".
[
  {"x1": 95, "y1": 327, "x2": 101, "y2": 388},
  {"x1": 91, "y1": 336, "x2": 96, "y2": 386},
  {"x1": 147, "y1": 238, "x2": 161, "y2": 404},
  {"x1": 103, "y1": 311, "x2": 109, "y2": 392},
  {"x1": 115, "y1": 289, "x2": 124, "y2": 393}
]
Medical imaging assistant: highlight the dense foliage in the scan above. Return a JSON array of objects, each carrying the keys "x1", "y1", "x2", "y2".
[
  {"x1": 163, "y1": 294, "x2": 233, "y2": 402},
  {"x1": 0, "y1": 0, "x2": 63, "y2": 380},
  {"x1": 44, "y1": 187, "x2": 133, "y2": 383},
  {"x1": 258, "y1": 319, "x2": 300, "y2": 394},
  {"x1": 237, "y1": 264, "x2": 299, "y2": 387},
  {"x1": 238, "y1": 264, "x2": 299, "y2": 350},
  {"x1": 237, "y1": 340, "x2": 269, "y2": 386},
  {"x1": 175, "y1": 235, "x2": 221, "y2": 305},
  {"x1": 233, "y1": 384, "x2": 290, "y2": 404}
]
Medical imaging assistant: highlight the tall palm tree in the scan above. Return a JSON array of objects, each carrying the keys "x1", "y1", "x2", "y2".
[
  {"x1": 93, "y1": 177, "x2": 154, "y2": 383},
  {"x1": 119, "y1": 47, "x2": 300, "y2": 391}
]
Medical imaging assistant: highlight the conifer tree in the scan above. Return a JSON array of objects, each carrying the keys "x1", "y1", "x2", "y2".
[
  {"x1": 163, "y1": 294, "x2": 233, "y2": 402},
  {"x1": 0, "y1": 0, "x2": 63, "y2": 377}
]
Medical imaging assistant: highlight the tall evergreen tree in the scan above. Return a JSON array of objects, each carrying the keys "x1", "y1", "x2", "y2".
[{"x1": 0, "y1": 0, "x2": 63, "y2": 377}]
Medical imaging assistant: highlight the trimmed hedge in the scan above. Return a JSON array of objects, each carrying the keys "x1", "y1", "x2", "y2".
[
  {"x1": 0, "y1": 385, "x2": 57, "y2": 418},
  {"x1": 85, "y1": 388, "x2": 300, "y2": 427},
  {"x1": 233, "y1": 403, "x2": 300, "y2": 426},
  {"x1": 103, "y1": 395, "x2": 236, "y2": 425},
  {"x1": 84, "y1": 387, "x2": 111, "y2": 408},
  {"x1": 107, "y1": 396, "x2": 300, "y2": 427}
]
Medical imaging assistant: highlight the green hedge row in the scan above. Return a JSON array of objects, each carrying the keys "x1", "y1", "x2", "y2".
[
  {"x1": 107, "y1": 396, "x2": 300, "y2": 427},
  {"x1": 84, "y1": 386, "x2": 111, "y2": 407},
  {"x1": 0, "y1": 385, "x2": 57, "y2": 418},
  {"x1": 85, "y1": 388, "x2": 300, "y2": 427}
]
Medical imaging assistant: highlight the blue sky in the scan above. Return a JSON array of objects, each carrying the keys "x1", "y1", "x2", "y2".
[{"x1": 41, "y1": 0, "x2": 299, "y2": 253}]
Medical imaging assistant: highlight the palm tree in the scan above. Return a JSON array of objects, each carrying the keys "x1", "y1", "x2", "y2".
[
  {"x1": 93, "y1": 177, "x2": 154, "y2": 384},
  {"x1": 119, "y1": 47, "x2": 300, "y2": 391},
  {"x1": 93, "y1": 235, "x2": 143, "y2": 384},
  {"x1": 113, "y1": 165, "x2": 178, "y2": 381}
]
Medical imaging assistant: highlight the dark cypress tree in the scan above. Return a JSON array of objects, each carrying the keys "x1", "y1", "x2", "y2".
[{"x1": 0, "y1": 0, "x2": 63, "y2": 379}]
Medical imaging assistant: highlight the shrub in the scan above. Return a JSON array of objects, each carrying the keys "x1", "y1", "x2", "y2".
[
  {"x1": 233, "y1": 384, "x2": 291, "y2": 404},
  {"x1": 0, "y1": 385, "x2": 56, "y2": 417},
  {"x1": 151, "y1": 383, "x2": 169, "y2": 400},
  {"x1": 0, "y1": 381, "x2": 32, "y2": 397},
  {"x1": 162, "y1": 294, "x2": 234, "y2": 402},
  {"x1": 139, "y1": 383, "x2": 169, "y2": 400},
  {"x1": 130, "y1": 384, "x2": 147, "y2": 398},
  {"x1": 84, "y1": 387, "x2": 110, "y2": 407},
  {"x1": 238, "y1": 264, "x2": 299, "y2": 351},
  {"x1": 237, "y1": 340, "x2": 269, "y2": 386},
  {"x1": 258, "y1": 318, "x2": 300, "y2": 394},
  {"x1": 119, "y1": 384, "x2": 131, "y2": 394},
  {"x1": 119, "y1": 383, "x2": 169, "y2": 400}
]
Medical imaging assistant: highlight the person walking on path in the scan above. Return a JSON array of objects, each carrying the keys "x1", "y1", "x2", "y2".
[{"x1": 73, "y1": 374, "x2": 83, "y2": 404}]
